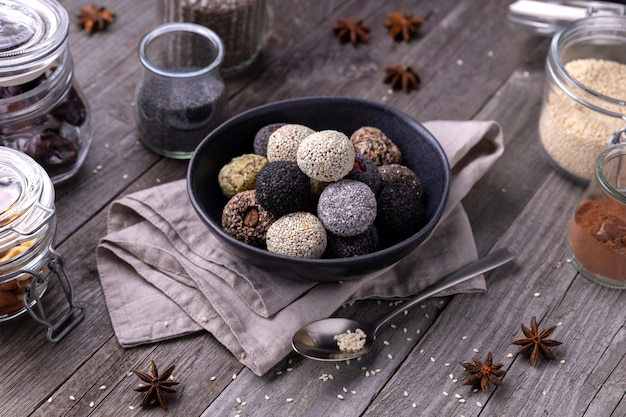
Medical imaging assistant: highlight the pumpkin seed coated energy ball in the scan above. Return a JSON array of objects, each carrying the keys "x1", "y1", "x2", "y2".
[
  {"x1": 255, "y1": 161, "x2": 311, "y2": 217},
  {"x1": 317, "y1": 179, "x2": 377, "y2": 237},
  {"x1": 218, "y1": 153, "x2": 268, "y2": 198},
  {"x1": 350, "y1": 126, "x2": 402, "y2": 166},
  {"x1": 266, "y1": 124, "x2": 315, "y2": 162},
  {"x1": 266, "y1": 212, "x2": 327, "y2": 259},
  {"x1": 297, "y1": 130, "x2": 355, "y2": 182},
  {"x1": 221, "y1": 190, "x2": 276, "y2": 248}
]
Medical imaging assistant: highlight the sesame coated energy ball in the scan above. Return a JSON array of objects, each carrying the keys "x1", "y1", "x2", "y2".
[
  {"x1": 253, "y1": 123, "x2": 286, "y2": 156},
  {"x1": 376, "y1": 182, "x2": 426, "y2": 245},
  {"x1": 266, "y1": 212, "x2": 327, "y2": 259},
  {"x1": 378, "y1": 164, "x2": 423, "y2": 197},
  {"x1": 317, "y1": 179, "x2": 377, "y2": 237},
  {"x1": 266, "y1": 124, "x2": 315, "y2": 162},
  {"x1": 255, "y1": 161, "x2": 311, "y2": 217},
  {"x1": 350, "y1": 126, "x2": 402, "y2": 166},
  {"x1": 221, "y1": 190, "x2": 276, "y2": 248},
  {"x1": 345, "y1": 154, "x2": 382, "y2": 193},
  {"x1": 325, "y1": 224, "x2": 379, "y2": 258},
  {"x1": 297, "y1": 130, "x2": 355, "y2": 182},
  {"x1": 218, "y1": 153, "x2": 268, "y2": 198}
]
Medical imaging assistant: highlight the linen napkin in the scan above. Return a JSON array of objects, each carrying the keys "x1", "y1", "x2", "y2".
[{"x1": 96, "y1": 120, "x2": 504, "y2": 376}]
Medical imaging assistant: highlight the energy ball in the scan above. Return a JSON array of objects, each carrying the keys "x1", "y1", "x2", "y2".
[
  {"x1": 221, "y1": 190, "x2": 276, "y2": 248},
  {"x1": 255, "y1": 161, "x2": 311, "y2": 217},
  {"x1": 376, "y1": 182, "x2": 426, "y2": 245},
  {"x1": 378, "y1": 164, "x2": 423, "y2": 197},
  {"x1": 317, "y1": 179, "x2": 377, "y2": 236},
  {"x1": 253, "y1": 123, "x2": 286, "y2": 156},
  {"x1": 266, "y1": 124, "x2": 315, "y2": 162},
  {"x1": 266, "y1": 212, "x2": 327, "y2": 259},
  {"x1": 218, "y1": 153, "x2": 268, "y2": 198},
  {"x1": 325, "y1": 225, "x2": 379, "y2": 258},
  {"x1": 297, "y1": 130, "x2": 355, "y2": 182},
  {"x1": 350, "y1": 126, "x2": 402, "y2": 166},
  {"x1": 345, "y1": 154, "x2": 382, "y2": 193}
]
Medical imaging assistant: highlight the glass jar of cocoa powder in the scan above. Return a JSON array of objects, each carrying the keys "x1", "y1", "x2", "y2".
[
  {"x1": 0, "y1": 0, "x2": 92, "y2": 184},
  {"x1": 566, "y1": 133, "x2": 626, "y2": 289},
  {"x1": 0, "y1": 147, "x2": 85, "y2": 340},
  {"x1": 538, "y1": 16, "x2": 626, "y2": 186}
]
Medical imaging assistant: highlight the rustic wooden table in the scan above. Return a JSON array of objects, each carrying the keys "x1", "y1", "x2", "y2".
[{"x1": 2, "y1": 0, "x2": 625, "y2": 416}]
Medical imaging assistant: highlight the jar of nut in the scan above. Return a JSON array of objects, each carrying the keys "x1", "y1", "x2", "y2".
[
  {"x1": 0, "y1": 0, "x2": 92, "y2": 184},
  {"x1": 0, "y1": 147, "x2": 84, "y2": 341},
  {"x1": 538, "y1": 16, "x2": 626, "y2": 185}
]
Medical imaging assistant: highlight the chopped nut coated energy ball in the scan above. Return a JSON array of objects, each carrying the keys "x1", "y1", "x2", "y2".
[
  {"x1": 221, "y1": 190, "x2": 276, "y2": 248},
  {"x1": 266, "y1": 212, "x2": 327, "y2": 258},
  {"x1": 350, "y1": 126, "x2": 402, "y2": 166}
]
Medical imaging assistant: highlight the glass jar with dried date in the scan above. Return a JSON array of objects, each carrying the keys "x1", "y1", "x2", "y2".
[{"x1": 0, "y1": 0, "x2": 92, "y2": 184}]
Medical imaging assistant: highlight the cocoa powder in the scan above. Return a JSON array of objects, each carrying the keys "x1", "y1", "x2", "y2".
[{"x1": 568, "y1": 198, "x2": 626, "y2": 281}]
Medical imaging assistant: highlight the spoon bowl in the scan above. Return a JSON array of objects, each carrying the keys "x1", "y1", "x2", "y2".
[{"x1": 292, "y1": 248, "x2": 515, "y2": 361}]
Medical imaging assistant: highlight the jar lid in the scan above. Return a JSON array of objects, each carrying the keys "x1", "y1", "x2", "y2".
[
  {"x1": 507, "y1": 0, "x2": 626, "y2": 36},
  {"x1": 0, "y1": 148, "x2": 54, "y2": 252},
  {"x1": 0, "y1": 0, "x2": 68, "y2": 86}
]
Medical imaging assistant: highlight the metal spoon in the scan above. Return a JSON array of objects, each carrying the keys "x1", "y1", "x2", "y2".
[{"x1": 292, "y1": 247, "x2": 515, "y2": 361}]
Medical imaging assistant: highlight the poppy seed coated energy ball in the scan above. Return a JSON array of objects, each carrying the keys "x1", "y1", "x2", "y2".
[
  {"x1": 253, "y1": 123, "x2": 286, "y2": 157},
  {"x1": 255, "y1": 161, "x2": 311, "y2": 217},
  {"x1": 297, "y1": 130, "x2": 356, "y2": 182},
  {"x1": 350, "y1": 126, "x2": 402, "y2": 166},
  {"x1": 218, "y1": 153, "x2": 268, "y2": 198},
  {"x1": 266, "y1": 124, "x2": 315, "y2": 162},
  {"x1": 317, "y1": 179, "x2": 377, "y2": 237},
  {"x1": 376, "y1": 182, "x2": 426, "y2": 244},
  {"x1": 325, "y1": 224, "x2": 379, "y2": 258},
  {"x1": 345, "y1": 154, "x2": 382, "y2": 193},
  {"x1": 266, "y1": 212, "x2": 327, "y2": 259},
  {"x1": 221, "y1": 190, "x2": 276, "y2": 248},
  {"x1": 378, "y1": 164, "x2": 422, "y2": 197}
]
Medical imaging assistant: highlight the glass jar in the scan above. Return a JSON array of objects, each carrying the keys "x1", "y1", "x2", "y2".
[
  {"x1": 0, "y1": 147, "x2": 85, "y2": 341},
  {"x1": 0, "y1": 0, "x2": 92, "y2": 184},
  {"x1": 158, "y1": 0, "x2": 266, "y2": 75},
  {"x1": 538, "y1": 16, "x2": 626, "y2": 186},
  {"x1": 135, "y1": 23, "x2": 228, "y2": 159},
  {"x1": 566, "y1": 130, "x2": 626, "y2": 289}
]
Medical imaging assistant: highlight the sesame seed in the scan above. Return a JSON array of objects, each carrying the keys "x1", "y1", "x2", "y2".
[
  {"x1": 449, "y1": 373, "x2": 454, "y2": 379},
  {"x1": 403, "y1": 328, "x2": 408, "y2": 333},
  {"x1": 232, "y1": 373, "x2": 237, "y2": 380},
  {"x1": 443, "y1": 391, "x2": 449, "y2": 396},
  {"x1": 123, "y1": 174, "x2": 128, "y2": 179},
  {"x1": 276, "y1": 371, "x2": 282, "y2": 375},
  {"x1": 265, "y1": 395, "x2": 270, "y2": 400},
  {"x1": 477, "y1": 401, "x2": 483, "y2": 407},
  {"x1": 404, "y1": 310, "x2": 408, "y2": 315},
  {"x1": 48, "y1": 397, "x2": 53, "y2": 403},
  {"x1": 99, "y1": 385, "x2": 107, "y2": 390},
  {"x1": 452, "y1": 379, "x2": 458, "y2": 383},
  {"x1": 543, "y1": 390, "x2": 548, "y2": 396},
  {"x1": 455, "y1": 394, "x2": 462, "y2": 399},
  {"x1": 200, "y1": 316, "x2": 209, "y2": 323},
  {"x1": 351, "y1": 390, "x2": 357, "y2": 395},
  {"x1": 456, "y1": 59, "x2": 464, "y2": 66},
  {"x1": 403, "y1": 391, "x2": 408, "y2": 397},
  {"x1": 560, "y1": 360, "x2": 566, "y2": 364},
  {"x1": 534, "y1": 292, "x2": 541, "y2": 297},
  {"x1": 430, "y1": 357, "x2": 436, "y2": 362},
  {"x1": 416, "y1": 329, "x2": 421, "y2": 335},
  {"x1": 337, "y1": 395, "x2": 344, "y2": 400},
  {"x1": 210, "y1": 376, "x2": 216, "y2": 381},
  {"x1": 129, "y1": 405, "x2": 135, "y2": 410},
  {"x1": 473, "y1": 348, "x2": 479, "y2": 353},
  {"x1": 164, "y1": 321, "x2": 169, "y2": 327},
  {"x1": 445, "y1": 362, "x2": 450, "y2": 367},
  {"x1": 412, "y1": 402, "x2": 417, "y2": 408},
  {"x1": 383, "y1": 340, "x2": 390, "y2": 345},
  {"x1": 335, "y1": 364, "x2": 340, "y2": 369},
  {"x1": 69, "y1": 396, "x2": 76, "y2": 401},
  {"x1": 89, "y1": 401, "x2": 94, "y2": 407},
  {"x1": 462, "y1": 336, "x2": 468, "y2": 340},
  {"x1": 286, "y1": 398, "x2": 293, "y2": 403},
  {"x1": 459, "y1": 398, "x2": 466, "y2": 403},
  {"x1": 236, "y1": 398, "x2": 242, "y2": 404},
  {"x1": 343, "y1": 387, "x2": 348, "y2": 393},
  {"x1": 365, "y1": 371, "x2": 370, "y2": 377},
  {"x1": 487, "y1": 50, "x2": 494, "y2": 57},
  {"x1": 286, "y1": 367, "x2": 293, "y2": 372},
  {"x1": 507, "y1": 353, "x2": 514, "y2": 358},
  {"x1": 557, "y1": 321, "x2": 563, "y2": 326},
  {"x1": 388, "y1": 354, "x2": 393, "y2": 359}
]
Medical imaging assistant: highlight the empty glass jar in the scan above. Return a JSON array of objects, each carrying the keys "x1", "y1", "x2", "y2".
[
  {"x1": 0, "y1": 0, "x2": 92, "y2": 184},
  {"x1": 134, "y1": 23, "x2": 228, "y2": 159}
]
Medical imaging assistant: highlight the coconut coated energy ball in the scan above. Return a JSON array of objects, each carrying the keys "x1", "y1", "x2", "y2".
[
  {"x1": 266, "y1": 212, "x2": 327, "y2": 258},
  {"x1": 266, "y1": 124, "x2": 315, "y2": 162},
  {"x1": 218, "y1": 153, "x2": 268, "y2": 198},
  {"x1": 297, "y1": 130, "x2": 355, "y2": 182},
  {"x1": 221, "y1": 190, "x2": 276, "y2": 248},
  {"x1": 317, "y1": 179, "x2": 377, "y2": 236},
  {"x1": 350, "y1": 126, "x2": 402, "y2": 166},
  {"x1": 255, "y1": 161, "x2": 311, "y2": 217}
]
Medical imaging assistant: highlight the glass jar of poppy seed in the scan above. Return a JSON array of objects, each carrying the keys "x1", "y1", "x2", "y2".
[
  {"x1": 0, "y1": 147, "x2": 85, "y2": 341},
  {"x1": 0, "y1": 0, "x2": 92, "y2": 184},
  {"x1": 134, "y1": 23, "x2": 228, "y2": 159}
]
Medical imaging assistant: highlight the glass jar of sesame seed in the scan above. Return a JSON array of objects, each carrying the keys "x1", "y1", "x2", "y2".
[{"x1": 538, "y1": 16, "x2": 626, "y2": 186}]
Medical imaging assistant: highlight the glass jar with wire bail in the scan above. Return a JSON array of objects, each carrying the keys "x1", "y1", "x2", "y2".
[
  {"x1": 0, "y1": 147, "x2": 84, "y2": 341},
  {"x1": 0, "y1": 0, "x2": 92, "y2": 184},
  {"x1": 538, "y1": 15, "x2": 626, "y2": 186}
]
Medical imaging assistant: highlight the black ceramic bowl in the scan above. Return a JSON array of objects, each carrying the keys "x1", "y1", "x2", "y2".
[{"x1": 187, "y1": 96, "x2": 450, "y2": 282}]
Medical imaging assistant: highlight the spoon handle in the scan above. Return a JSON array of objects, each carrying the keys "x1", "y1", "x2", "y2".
[{"x1": 372, "y1": 248, "x2": 515, "y2": 334}]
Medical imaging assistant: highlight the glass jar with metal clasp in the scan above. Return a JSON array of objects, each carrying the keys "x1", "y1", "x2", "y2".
[{"x1": 0, "y1": 147, "x2": 84, "y2": 341}]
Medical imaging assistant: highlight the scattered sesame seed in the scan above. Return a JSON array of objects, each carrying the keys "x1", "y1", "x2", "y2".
[
  {"x1": 286, "y1": 398, "x2": 293, "y2": 403},
  {"x1": 382, "y1": 96, "x2": 388, "y2": 101},
  {"x1": 560, "y1": 359, "x2": 566, "y2": 364},
  {"x1": 351, "y1": 390, "x2": 357, "y2": 395},
  {"x1": 276, "y1": 371, "x2": 283, "y2": 375},
  {"x1": 473, "y1": 348, "x2": 479, "y2": 353},
  {"x1": 449, "y1": 373, "x2": 454, "y2": 379},
  {"x1": 390, "y1": 324, "x2": 397, "y2": 329},
  {"x1": 343, "y1": 387, "x2": 348, "y2": 393},
  {"x1": 92, "y1": 169, "x2": 98, "y2": 174},
  {"x1": 557, "y1": 321, "x2": 563, "y2": 326},
  {"x1": 105, "y1": 143, "x2": 110, "y2": 148},
  {"x1": 412, "y1": 402, "x2": 417, "y2": 408},
  {"x1": 452, "y1": 379, "x2": 458, "y2": 383},
  {"x1": 404, "y1": 310, "x2": 408, "y2": 315},
  {"x1": 123, "y1": 174, "x2": 128, "y2": 179},
  {"x1": 335, "y1": 364, "x2": 340, "y2": 370},
  {"x1": 425, "y1": 314, "x2": 430, "y2": 319},
  {"x1": 403, "y1": 328, "x2": 408, "y2": 333},
  {"x1": 164, "y1": 321, "x2": 169, "y2": 327},
  {"x1": 543, "y1": 390, "x2": 548, "y2": 396},
  {"x1": 534, "y1": 292, "x2": 541, "y2": 297},
  {"x1": 459, "y1": 398, "x2": 466, "y2": 403},
  {"x1": 210, "y1": 376, "x2": 216, "y2": 381},
  {"x1": 456, "y1": 59, "x2": 464, "y2": 66},
  {"x1": 523, "y1": 70, "x2": 530, "y2": 77},
  {"x1": 420, "y1": 349, "x2": 424, "y2": 354},
  {"x1": 337, "y1": 395, "x2": 344, "y2": 400},
  {"x1": 388, "y1": 354, "x2": 393, "y2": 359},
  {"x1": 365, "y1": 371, "x2": 370, "y2": 377},
  {"x1": 99, "y1": 385, "x2": 107, "y2": 390},
  {"x1": 416, "y1": 329, "x2": 421, "y2": 335},
  {"x1": 407, "y1": 337, "x2": 413, "y2": 341},
  {"x1": 265, "y1": 395, "x2": 270, "y2": 400},
  {"x1": 462, "y1": 336, "x2": 468, "y2": 340},
  {"x1": 443, "y1": 391, "x2": 449, "y2": 396},
  {"x1": 129, "y1": 405, "x2": 135, "y2": 410},
  {"x1": 403, "y1": 391, "x2": 408, "y2": 397},
  {"x1": 236, "y1": 397, "x2": 242, "y2": 404},
  {"x1": 232, "y1": 373, "x2": 237, "y2": 380},
  {"x1": 455, "y1": 394, "x2": 462, "y2": 399},
  {"x1": 473, "y1": 388, "x2": 479, "y2": 393},
  {"x1": 445, "y1": 363, "x2": 451, "y2": 367},
  {"x1": 69, "y1": 396, "x2": 76, "y2": 401},
  {"x1": 487, "y1": 50, "x2": 494, "y2": 57},
  {"x1": 286, "y1": 367, "x2": 293, "y2": 372},
  {"x1": 384, "y1": 340, "x2": 390, "y2": 346},
  {"x1": 48, "y1": 397, "x2": 53, "y2": 403},
  {"x1": 477, "y1": 401, "x2": 483, "y2": 407},
  {"x1": 89, "y1": 401, "x2": 94, "y2": 407},
  {"x1": 201, "y1": 316, "x2": 209, "y2": 323},
  {"x1": 156, "y1": 178, "x2": 161, "y2": 183},
  {"x1": 430, "y1": 357, "x2": 436, "y2": 362},
  {"x1": 507, "y1": 353, "x2": 514, "y2": 358}
]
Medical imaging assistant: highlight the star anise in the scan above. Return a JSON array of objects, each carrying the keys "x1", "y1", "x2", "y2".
[
  {"x1": 511, "y1": 316, "x2": 562, "y2": 366},
  {"x1": 383, "y1": 65, "x2": 421, "y2": 93},
  {"x1": 332, "y1": 18, "x2": 370, "y2": 45},
  {"x1": 133, "y1": 360, "x2": 180, "y2": 410},
  {"x1": 461, "y1": 351, "x2": 507, "y2": 393},
  {"x1": 77, "y1": 5, "x2": 116, "y2": 35},
  {"x1": 383, "y1": 11, "x2": 424, "y2": 42}
]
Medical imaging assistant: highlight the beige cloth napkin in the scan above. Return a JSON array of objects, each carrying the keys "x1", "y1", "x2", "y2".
[{"x1": 96, "y1": 120, "x2": 504, "y2": 376}]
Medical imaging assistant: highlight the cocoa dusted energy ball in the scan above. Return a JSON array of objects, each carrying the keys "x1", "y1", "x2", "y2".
[
  {"x1": 345, "y1": 154, "x2": 382, "y2": 193},
  {"x1": 221, "y1": 190, "x2": 276, "y2": 248},
  {"x1": 317, "y1": 179, "x2": 377, "y2": 236},
  {"x1": 266, "y1": 124, "x2": 315, "y2": 162},
  {"x1": 297, "y1": 130, "x2": 355, "y2": 182},
  {"x1": 255, "y1": 161, "x2": 311, "y2": 217},
  {"x1": 253, "y1": 123, "x2": 286, "y2": 156},
  {"x1": 266, "y1": 212, "x2": 327, "y2": 259},
  {"x1": 325, "y1": 224, "x2": 379, "y2": 258},
  {"x1": 378, "y1": 163, "x2": 423, "y2": 197},
  {"x1": 376, "y1": 182, "x2": 426, "y2": 244},
  {"x1": 350, "y1": 126, "x2": 402, "y2": 166},
  {"x1": 218, "y1": 153, "x2": 268, "y2": 198}
]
